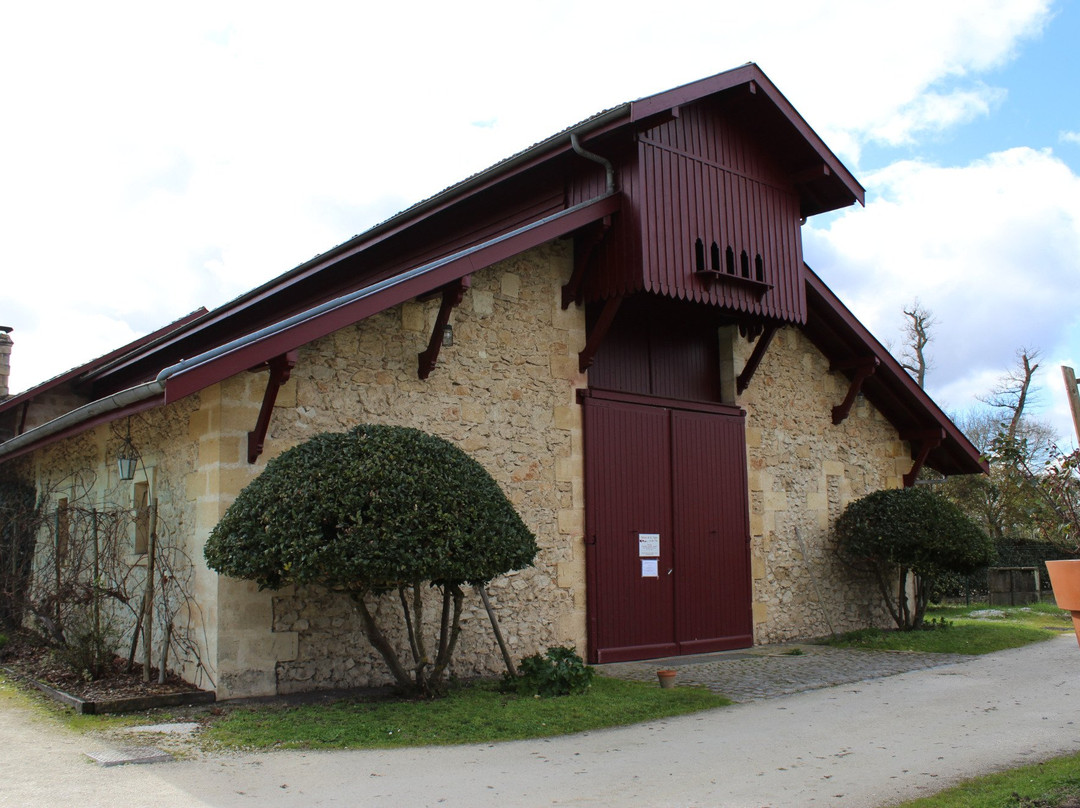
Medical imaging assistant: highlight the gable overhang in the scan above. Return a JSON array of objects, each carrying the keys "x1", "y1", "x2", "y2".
[
  {"x1": 802, "y1": 266, "x2": 986, "y2": 477},
  {"x1": 629, "y1": 64, "x2": 865, "y2": 216},
  {"x1": 159, "y1": 192, "x2": 620, "y2": 404}
]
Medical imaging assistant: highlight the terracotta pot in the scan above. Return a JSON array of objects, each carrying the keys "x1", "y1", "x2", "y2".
[
  {"x1": 657, "y1": 669, "x2": 677, "y2": 689},
  {"x1": 1045, "y1": 559, "x2": 1080, "y2": 647}
]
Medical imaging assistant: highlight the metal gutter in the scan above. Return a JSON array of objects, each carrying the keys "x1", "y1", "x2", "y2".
[
  {"x1": 76, "y1": 108, "x2": 631, "y2": 388},
  {"x1": 156, "y1": 191, "x2": 620, "y2": 394},
  {"x1": 0, "y1": 380, "x2": 164, "y2": 460},
  {"x1": 0, "y1": 191, "x2": 620, "y2": 463}
]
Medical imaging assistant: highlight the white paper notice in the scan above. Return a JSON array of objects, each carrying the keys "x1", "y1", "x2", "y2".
[
  {"x1": 641, "y1": 559, "x2": 659, "y2": 577},
  {"x1": 638, "y1": 533, "x2": 660, "y2": 557}
]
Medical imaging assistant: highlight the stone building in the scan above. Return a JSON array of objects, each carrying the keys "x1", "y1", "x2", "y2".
[{"x1": 0, "y1": 64, "x2": 984, "y2": 698}]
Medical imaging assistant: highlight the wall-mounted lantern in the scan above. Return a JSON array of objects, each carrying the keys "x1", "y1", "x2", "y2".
[
  {"x1": 117, "y1": 424, "x2": 138, "y2": 481},
  {"x1": 442, "y1": 323, "x2": 454, "y2": 347}
]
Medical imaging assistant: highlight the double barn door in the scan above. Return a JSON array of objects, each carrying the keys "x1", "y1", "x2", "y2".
[{"x1": 583, "y1": 393, "x2": 752, "y2": 663}]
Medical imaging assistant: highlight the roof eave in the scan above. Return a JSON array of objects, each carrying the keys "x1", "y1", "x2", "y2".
[
  {"x1": 803, "y1": 266, "x2": 986, "y2": 477},
  {"x1": 630, "y1": 63, "x2": 865, "y2": 211},
  {"x1": 77, "y1": 106, "x2": 634, "y2": 390}
]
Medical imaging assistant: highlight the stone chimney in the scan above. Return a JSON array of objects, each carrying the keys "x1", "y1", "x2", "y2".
[{"x1": 0, "y1": 327, "x2": 12, "y2": 400}]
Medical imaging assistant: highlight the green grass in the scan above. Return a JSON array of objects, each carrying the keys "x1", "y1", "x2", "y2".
[
  {"x1": 0, "y1": 670, "x2": 147, "y2": 733},
  {"x1": 204, "y1": 676, "x2": 729, "y2": 751},
  {"x1": 0, "y1": 673, "x2": 24, "y2": 706},
  {"x1": 825, "y1": 602, "x2": 1071, "y2": 655},
  {"x1": 892, "y1": 750, "x2": 1080, "y2": 808},
  {"x1": 5, "y1": 601, "x2": 1070, "y2": 755}
]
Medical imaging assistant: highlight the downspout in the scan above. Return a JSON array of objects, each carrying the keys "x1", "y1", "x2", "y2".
[{"x1": 570, "y1": 133, "x2": 615, "y2": 194}]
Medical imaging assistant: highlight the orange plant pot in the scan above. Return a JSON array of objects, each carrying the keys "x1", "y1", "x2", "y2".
[
  {"x1": 657, "y1": 669, "x2": 677, "y2": 689},
  {"x1": 1046, "y1": 560, "x2": 1080, "y2": 647}
]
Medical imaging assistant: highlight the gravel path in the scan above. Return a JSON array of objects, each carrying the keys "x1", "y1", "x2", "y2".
[{"x1": 597, "y1": 642, "x2": 969, "y2": 701}]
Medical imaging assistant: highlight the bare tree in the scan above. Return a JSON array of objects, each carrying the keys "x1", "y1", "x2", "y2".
[
  {"x1": 979, "y1": 348, "x2": 1041, "y2": 441},
  {"x1": 900, "y1": 301, "x2": 935, "y2": 389}
]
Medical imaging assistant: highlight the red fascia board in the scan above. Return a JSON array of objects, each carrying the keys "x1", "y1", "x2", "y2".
[
  {"x1": 163, "y1": 194, "x2": 622, "y2": 404},
  {"x1": 0, "y1": 308, "x2": 208, "y2": 415},
  {"x1": 0, "y1": 393, "x2": 164, "y2": 464},
  {"x1": 631, "y1": 64, "x2": 864, "y2": 207},
  {"x1": 804, "y1": 266, "x2": 986, "y2": 474}
]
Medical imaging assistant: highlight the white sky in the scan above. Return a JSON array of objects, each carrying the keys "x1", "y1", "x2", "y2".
[{"x1": 2, "y1": 0, "x2": 1078, "y2": 448}]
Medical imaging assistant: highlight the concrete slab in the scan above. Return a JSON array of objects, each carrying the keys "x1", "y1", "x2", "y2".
[
  {"x1": 123, "y1": 722, "x2": 200, "y2": 736},
  {"x1": 84, "y1": 746, "x2": 173, "y2": 767}
]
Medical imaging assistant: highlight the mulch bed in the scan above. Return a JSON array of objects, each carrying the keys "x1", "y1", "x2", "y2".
[{"x1": 1, "y1": 633, "x2": 213, "y2": 713}]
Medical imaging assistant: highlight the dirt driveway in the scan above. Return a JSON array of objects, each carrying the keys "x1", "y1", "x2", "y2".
[{"x1": 2, "y1": 635, "x2": 1079, "y2": 808}]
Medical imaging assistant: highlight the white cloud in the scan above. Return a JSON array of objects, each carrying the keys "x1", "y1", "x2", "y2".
[
  {"x1": 872, "y1": 86, "x2": 1007, "y2": 147},
  {"x1": 1061, "y1": 131, "x2": 1080, "y2": 145},
  {"x1": 804, "y1": 147, "x2": 1080, "y2": 445}
]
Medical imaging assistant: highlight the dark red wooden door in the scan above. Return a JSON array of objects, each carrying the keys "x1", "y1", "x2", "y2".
[
  {"x1": 583, "y1": 397, "x2": 678, "y2": 662},
  {"x1": 671, "y1": 410, "x2": 754, "y2": 653},
  {"x1": 584, "y1": 393, "x2": 751, "y2": 663}
]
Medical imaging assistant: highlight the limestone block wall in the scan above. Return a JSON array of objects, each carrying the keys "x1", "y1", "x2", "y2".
[
  {"x1": 738, "y1": 327, "x2": 908, "y2": 642},
  {"x1": 12, "y1": 395, "x2": 211, "y2": 688},
  {"x1": 210, "y1": 240, "x2": 589, "y2": 695},
  {"x1": 184, "y1": 378, "x2": 303, "y2": 699}
]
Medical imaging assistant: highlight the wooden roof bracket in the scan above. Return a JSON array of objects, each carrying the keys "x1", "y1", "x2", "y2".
[
  {"x1": 901, "y1": 427, "x2": 946, "y2": 488},
  {"x1": 736, "y1": 322, "x2": 778, "y2": 394},
  {"x1": 830, "y1": 357, "x2": 879, "y2": 425},
  {"x1": 579, "y1": 295, "x2": 623, "y2": 373},
  {"x1": 247, "y1": 349, "x2": 298, "y2": 463},
  {"x1": 562, "y1": 218, "x2": 612, "y2": 310},
  {"x1": 418, "y1": 276, "x2": 471, "y2": 380}
]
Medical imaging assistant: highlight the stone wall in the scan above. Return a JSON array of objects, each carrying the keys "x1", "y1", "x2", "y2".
[
  {"x1": 222, "y1": 240, "x2": 590, "y2": 693},
  {"x1": 739, "y1": 326, "x2": 907, "y2": 641},
  {"x1": 7, "y1": 239, "x2": 922, "y2": 698},
  {"x1": 13, "y1": 395, "x2": 212, "y2": 688}
]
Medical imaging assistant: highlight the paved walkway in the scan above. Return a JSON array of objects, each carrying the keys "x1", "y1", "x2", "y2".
[
  {"x1": 2, "y1": 636, "x2": 1079, "y2": 807},
  {"x1": 597, "y1": 642, "x2": 969, "y2": 701}
]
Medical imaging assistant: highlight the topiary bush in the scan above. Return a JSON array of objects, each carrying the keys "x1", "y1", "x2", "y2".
[
  {"x1": 506, "y1": 646, "x2": 594, "y2": 697},
  {"x1": 836, "y1": 486, "x2": 994, "y2": 630},
  {"x1": 204, "y1": 424, "x2": 539, "y2": 697}
]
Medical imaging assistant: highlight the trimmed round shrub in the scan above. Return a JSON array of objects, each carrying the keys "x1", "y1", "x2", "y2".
[
  {"x1": 204, "y1": 423, "x2": 538, "y2": 696},
  {"x1": 836, "y1": 486, "x2": 994, "y2": 629},
  {"x1": 205, "y1": 424, "x2": 538, "y2": 591}
]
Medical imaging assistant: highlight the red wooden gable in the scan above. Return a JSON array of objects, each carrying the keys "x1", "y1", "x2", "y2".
[{"x1": 575, "y1": 98, "x2": 807, "y2": 323}]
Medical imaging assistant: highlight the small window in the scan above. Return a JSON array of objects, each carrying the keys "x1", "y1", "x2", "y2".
[
  {"x1": 134, "y1": 482, "x2": 150, "y2": 555},
  {"x1": 694, "y1": 238, "x2": 705, "y2": 272}
]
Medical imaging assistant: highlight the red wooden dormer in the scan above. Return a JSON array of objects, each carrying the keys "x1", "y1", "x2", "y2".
[{"x1": 569, "y1": 65, "x2": 864, "y2": 327}]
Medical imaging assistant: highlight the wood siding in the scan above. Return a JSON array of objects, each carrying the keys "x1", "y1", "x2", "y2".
[
  {"x1": 586, "y1": 295, "x2": 723, "y2": 403},
  {"x1": 575, "y1": 101, "x2": 806, "y2": 324}
]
